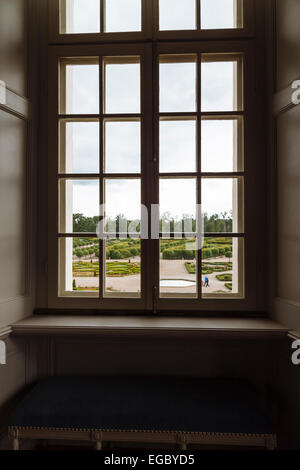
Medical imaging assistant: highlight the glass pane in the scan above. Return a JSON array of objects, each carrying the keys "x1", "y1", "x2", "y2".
[
  {"x1": 201, "y1": 59, "x2": 240, "y2": 112},
  {"x1": 105, "y1": 179, "x2": 141, "y2": 235},
  {"x1": 160, "y1": 238, "x2": 197, "y2": 298},
  {"x1": 159, "y1": 0, "x2": 196, "y2": 31},
  {"x1": 60, "y1": 121, "x2": 99, "y2": 174},
  {"x1": 60, "y1": 179, "x2": 100, "y2": 233},
  {"x1": 160, "y1": 57, "x2": 197, "y2": 112},
  {"x1": 105, "y1": 0, "x2": 141, "y2": 32},
  {"x1": 59, "y1": 237, "x2": 99, "y2": 295},
  {"x1": 201, "y1": 118, "x2": 243, "y2": 172},
  {"x1": 160, "y1": 179, "x2": 197, "y2": 234},
  {"x1": 160, "y1": 119, "x2": 196, "y2": 173},
  {"x1": 105, "y1": 120, "x2": 141, "y2": 173},
  {"x1": 201, "y1": 0, "x2": 243, "y2": 30},
  {"x1": 202, "y1": 178, "x2": 243, "y2": 233},
  {"x1": 104, "y1": 59, "x2": 140, "y2": 114},
  {"x1": 63, "y1": 63, "x2": 99, "y2": 115},
  {"x1": 104, "y1": 239, "x2": 141, "y2": 297},
  {"x1": 202, "y1": 237, "x2": 244, "y2": 297},
  {"x1": 63, "y1": 0, "x2": 100, "y2": 34}
]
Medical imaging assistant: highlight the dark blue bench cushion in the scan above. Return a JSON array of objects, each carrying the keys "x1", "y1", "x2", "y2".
[{"x1": 9, "y1": 376, "x2": 275, "y2": 435}]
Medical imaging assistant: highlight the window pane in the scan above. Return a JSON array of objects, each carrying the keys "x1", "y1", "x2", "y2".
[
  {"x1": 59, "y1": 179, "x2": 100, "y2": 233},
  {"x1": 159, "y1": 0, "x2": 196, "y2": 31},
  {"x1": 62, "y1": 0, "x2": 100, "y2": 34},
  {"x1": 160, "y1": 179, "x2": 197, "y2": 234},
  {"x1": 105, "y1": 179, "x2": 141, "y2": 234},
  {"x1": 201, "y1": 0, "x2": 243, "y2": 30},
  {"x1": 201, "y1": 59, "x2": 240, "y2": 112},
  {"x1": 105, "y1": 239, "x2": 141, "y2": 297},
  {"x1": 63, "y1": 63, "x2": 99, "y2": 115},
  {"x1": 160, "y1": 57, "x2": 197, "y2": 112},
  {"x1": 60, "y1": 121, "x2": 99, "y2": 174},
  {"x1": 160, "y1": 119, "x2": 196, "y2": 173},
  {"x1": 202, "y1": 237, "x2": 244, "y2": 297},
  {"x1": 59, "y1": 237, "x2": 99, "y2": 295},
  {"x1": 160, "y1": 238, "x2": 197, "y2": 298},
  {"x1": 202, "y1": 178, "x2": 243, "y2": 233},
  {"x1": 105, "y1": 120, "x2": 141, "y2": 173},
  {"x1": 201, "y1": 118, "x2": 243, "y2": 172},
  {"x1": 105, "y1": 0, "x2": 141, "y2": 32},
  {"x1": 104, "y1": 59, "x2": 140, "y2": 114}
]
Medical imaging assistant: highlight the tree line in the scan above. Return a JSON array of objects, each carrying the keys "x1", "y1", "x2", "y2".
[{"x1": 73, "y1": 212, "x2": 233, "y2": 234}]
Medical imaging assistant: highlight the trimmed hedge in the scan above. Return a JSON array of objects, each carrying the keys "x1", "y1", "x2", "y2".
[
  {"x1": 216, "y1": 274, "x2": 232, "y2": 282},
  {"x1": 162, "y1": 249, "x2": 195, "y2": 260}
]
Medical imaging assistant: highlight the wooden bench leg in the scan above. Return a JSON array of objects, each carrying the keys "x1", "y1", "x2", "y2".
[
  {"x1": 13, "y1": 438, "x2": 20, "y2": 451},
  {"x1": 95, "y1": 440, "x2": 102, "y2": 451},
  {"x1": 265, "y1": 435, "x2": 276, "y2": 450},
  {"x1": 177, "y1": 435, "x2": 187, "y2": 451},
  {"x1": 179, "y1": 442, "x2": 187, "y2": 451}
]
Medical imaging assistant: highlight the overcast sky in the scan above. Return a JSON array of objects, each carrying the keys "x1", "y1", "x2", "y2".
[{"x1": 64, "y1": 1, "x2": 238, "y2": 222}]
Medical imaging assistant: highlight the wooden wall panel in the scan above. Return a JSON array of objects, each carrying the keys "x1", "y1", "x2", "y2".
[
  {"x1": 276, "y1": 0, "x2": 300, "y2": 91},
  {"x1": 49, "y1": 337, "x2": 277, "y2": 389},
  {"x1": 0, "y1": 111, "x2": 27, "y2": 301},
  {"x1": 0, "y1": 0, "x2": 28, "y2": 97},
  {"x1": 277, "y1": 107, "x2": 300, "y2": 304}
]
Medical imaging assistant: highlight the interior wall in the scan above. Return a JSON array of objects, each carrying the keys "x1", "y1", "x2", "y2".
[
  {"x1": 271, "y1": 0, "x2": 300, "y2": 449},
  {"x1": 0, "y1": 0, "x2": 37, "y2": 444},
  {"x1": 0, "y1": 0, "x2": 36, "y2": 327}
]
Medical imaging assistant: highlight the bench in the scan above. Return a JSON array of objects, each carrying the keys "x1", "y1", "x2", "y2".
[{"x1": 8, "y1": 376, "x2": 276, "y2": 450}]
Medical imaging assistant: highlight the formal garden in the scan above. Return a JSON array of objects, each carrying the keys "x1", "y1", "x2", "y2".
[{"x1": 71, "y1": 236, "x2": 233, "y2": 292}]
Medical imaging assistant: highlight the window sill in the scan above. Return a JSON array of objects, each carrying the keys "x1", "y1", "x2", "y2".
[{"x1": 11, "y1": 315, "x2": 288, "y2": 339}]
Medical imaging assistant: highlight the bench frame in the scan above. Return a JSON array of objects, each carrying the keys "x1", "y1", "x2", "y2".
[{"x1": 8, "y1": 426, "x2": 277, "y2": 451}]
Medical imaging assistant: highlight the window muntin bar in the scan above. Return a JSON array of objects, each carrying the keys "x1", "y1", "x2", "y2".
[
  {"x1": 104, "y1": 119, "x2": 141, "y2": 174},
  {"x1": 202, "y1": 177, "x2": 244, "y2": 234},
  {"x1": 201, "y1": 0, "x2": 243, "y2": 30},
  {"x1": 201, "y1": 116, "x2": 244, "y2": 173},
  {"x1": 104, "y1": 57, "x2": 141, "y2": 115},
  {"x1": 159, "y1": 117, "x2": 197, "y2": 174},
  {"x1": 60, "y1": 59, "x2": 100, "y2": 115},
  {"x1": 59, "y1": 179, "x2": 100, "y2": 234},
  {"x1": 159, "y1": 55, "x2": 197, "y2": 113},
  {"x1": 159, "y1": 0, "x2": 197, "y2": 31},
  {"x1": 104, "y1": 238, "x2": 141, "y2": 297},
  {"x1": 59, "y1": 119, "x2": 100, "y2": 174},
  {"x1": 105, "y1": 0, "x2": 142, "y2": 33},
  {"x1": 60, "y1": 0, "x2": 101, "y2": 34},
  {"x1": 201, "y1": 236, "x2": 244, "y2": 298},
  {"x1": 59, "y1": 237, "x2": 100, "y2": 297},
  {"x1": 159, "y1": 238, "x2": 198, "y2": 299},
  {"x1": 201, "y1": 54, "x2": 243, "y2": 112}
]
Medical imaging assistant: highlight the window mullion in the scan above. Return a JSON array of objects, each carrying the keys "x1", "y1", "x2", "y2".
[
  {"x1": 99, "y1": 54, "x2": 104, "y2": 300},
  {"x1": 197, "y1": 51, "x2": 202, "y2": 300}
]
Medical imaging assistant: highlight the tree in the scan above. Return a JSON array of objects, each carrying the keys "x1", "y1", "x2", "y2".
[{"x1": 72, "y1": 279, "x2": 77, "y2": 290}]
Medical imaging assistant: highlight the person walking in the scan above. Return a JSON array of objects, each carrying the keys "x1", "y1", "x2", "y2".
[{"x1": 205, "y1": 276, "x2": 209, "y2": 288}]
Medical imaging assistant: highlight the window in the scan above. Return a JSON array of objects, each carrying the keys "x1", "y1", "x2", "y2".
[
  {"x1": 54, "y1": 0, "x2": 249, "y2": 41},
  {"x1": 48, "y1": 0, "x2": 259, "y2": 312}
]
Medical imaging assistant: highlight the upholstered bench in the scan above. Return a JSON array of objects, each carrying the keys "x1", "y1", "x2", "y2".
[{"x1": 8, "y1": 376, "x2": 276, "y2": 450}]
